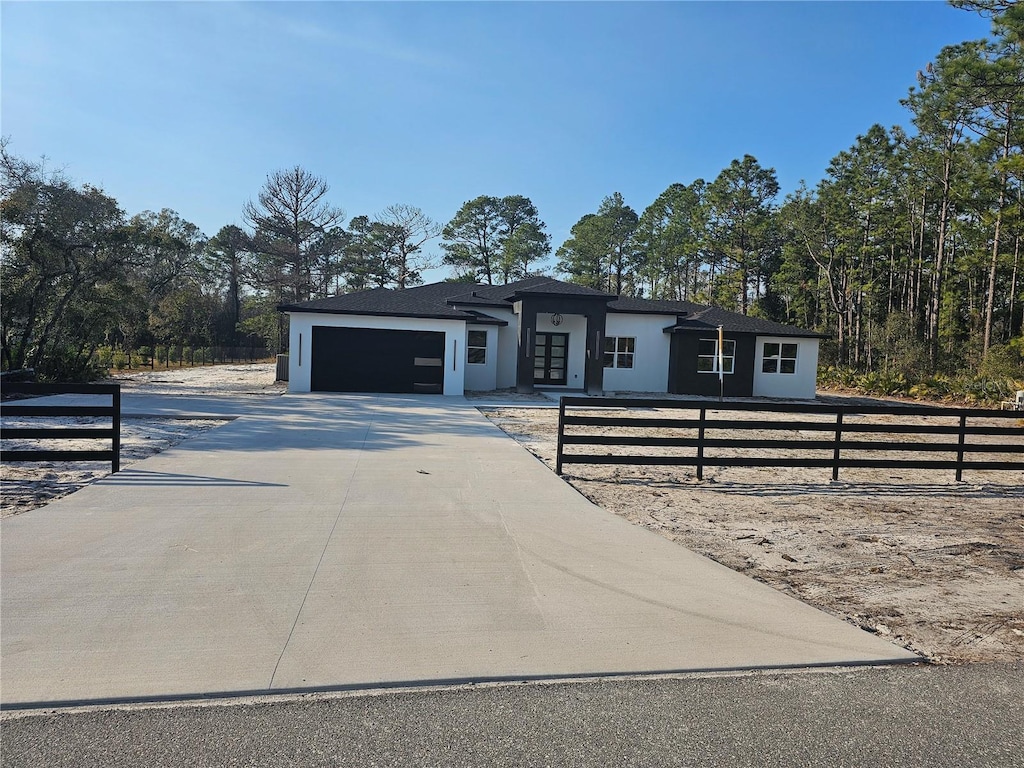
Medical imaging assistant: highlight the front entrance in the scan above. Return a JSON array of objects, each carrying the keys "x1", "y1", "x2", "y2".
[
  {"x1": 534, "y1": 332, "x2": 569, "y2": 385},
  {"x1": 512, "y1": 290, "x2": 609, "y2": 395}
]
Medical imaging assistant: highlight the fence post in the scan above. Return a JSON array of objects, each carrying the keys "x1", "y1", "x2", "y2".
[
  {"x1": 556, "y1": 397, "x2": 566, "y2": 475},
  {"x1": 955, "y1": 414, "x2": 967, "y2": 482},
  {"x1": 111, "y1": 385, "x2": 121, "y2": 474},
  {"x1": 696, "y1": 407, "x2": 706, "y2": 481},
  {"x1": 832, "y1": 409, "x2": 844, "y2": 482}
]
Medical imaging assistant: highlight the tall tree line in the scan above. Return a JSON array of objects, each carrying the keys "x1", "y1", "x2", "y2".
[
  {"x1": 0, "y1": 152, "x2": 552, "y2": 378},
  {"x1": 554, "y1": 4, "x2": 1023, "y2": 378},
  {"x1": 3, "y1": 2, "x2": 1019, "y2": 381},
  {"x1": 775, "y1": 3, "x2": 1023, "y2": 375},
  {"x1": 557, "y1": 156, "x2": 782, "y2": 314},
  {"x1": 0, "y1": 143, "x2": 233, "y2": 379}
]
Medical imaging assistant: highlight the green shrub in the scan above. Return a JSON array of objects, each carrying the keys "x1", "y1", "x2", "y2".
[
  {"x1": 817, "y1": 365, "x2": 858, "y2": 389},
  {"x1": 38, "y1": 346, "x2": 107, "y2": 382},
  {"x1": 980, "y1": 339, "x2": 1024, "y2": 379},
  {"x1": 821, "y1": 365, "x2": 1020, "y2": 406},
  {"x1": 856, "y1": 371, "x2": 909, "y2": 397}
]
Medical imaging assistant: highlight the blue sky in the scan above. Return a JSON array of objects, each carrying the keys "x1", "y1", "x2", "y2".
[{"x1": 2, "y1": 1, "x2": 990, "y2": 281}]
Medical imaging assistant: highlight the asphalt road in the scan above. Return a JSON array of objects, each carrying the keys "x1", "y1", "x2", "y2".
[{"x1": 3, "y1": 663, "x2": 1022, "y2": 767}]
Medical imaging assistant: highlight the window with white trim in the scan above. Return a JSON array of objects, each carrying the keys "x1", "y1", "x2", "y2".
[
  {"x1": 603, "y1": 336, "x2": 635, "y2": 369},
  {"x1": 467, "y1": 329, "x2": 487, "y2": 364},
  {"x1": 697, "y1": 338, "x2": 735, "y2": 374},
  {"x1": 762, "y1": 342, "x2": 798, "y2": 374}
]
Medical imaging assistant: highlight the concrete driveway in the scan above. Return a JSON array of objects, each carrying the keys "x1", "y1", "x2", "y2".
[{"x1": 1, "y1": 394, "x2": 916, "y2": 708}]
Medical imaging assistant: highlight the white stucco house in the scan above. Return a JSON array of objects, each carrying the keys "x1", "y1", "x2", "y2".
[{"x1": 278, "y1": 277, "x2": 825, "y2": 399}]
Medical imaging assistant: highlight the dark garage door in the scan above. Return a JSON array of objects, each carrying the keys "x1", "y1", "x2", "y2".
[{"x1": 310, "y1": 326, "x2": 445, "y2": 394}]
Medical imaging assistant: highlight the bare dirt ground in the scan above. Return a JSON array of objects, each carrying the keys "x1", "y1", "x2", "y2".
[
  {"x1": 1, "y1": 364, "x2": 281, "y2": 517},
  {"x1": 5, "y1": 365, "x2": 1021, "y2": 664},
  {"x1": 109, "y1": 362, "x2": 285, "y2": 396},
  {"x1": 482, "y1": 404, "x2": 1024, "y2": 664}
]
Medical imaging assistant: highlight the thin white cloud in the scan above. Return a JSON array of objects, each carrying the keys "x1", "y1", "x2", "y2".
[
  {"x1": 278, "y1": 17, "x2": 340, "y2": 43},
  {"x1": 226, "y1": 2, "x2": 456, "y2": 69}
]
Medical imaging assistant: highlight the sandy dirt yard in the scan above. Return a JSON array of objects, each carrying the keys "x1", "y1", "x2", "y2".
[
  {"x1": 482, "y1": 404, "x2": 1024, "y2": 664},
  {"x1": 0, "y1": 364, "x2": 282, "y2": 517},
  {"x1": 5, "y1": 365, "x2": 1021, "y2": 664}
]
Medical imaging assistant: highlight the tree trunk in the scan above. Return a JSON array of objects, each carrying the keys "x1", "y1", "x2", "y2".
[
  {"x1": 982, "y1": 115, "x2": 1012, "y2": 356},
  {"x1": 1009, "y1": 231, "x2": 1021, "y2": 338},
  {"x1": 915, "y1": 192, "x2": 927, "y2": 320}
]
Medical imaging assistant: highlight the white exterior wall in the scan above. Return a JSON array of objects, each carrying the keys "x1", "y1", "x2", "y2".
[
  {"x1": 752, "y1": 337, "x2": 820, "y2": 399},
  {"x1": 603, "y1": 314, "x2": 674, "y2": 393},
  {"x1": 489, "y1": 308, "x2": 519, "y2": 390},
  {"x1": 464, "y1": 324, "x2": 498, "y2": 391},
  {"x1": 535, "y1": 312, "x2": 587, "y2": 389},
  {"x1": 286, "y1": 312, "x2": 468, "y2": 396}
]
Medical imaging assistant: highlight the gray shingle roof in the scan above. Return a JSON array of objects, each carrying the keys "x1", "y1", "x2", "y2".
[
  {"x1": 608, "y1": 296, "x2": 706, "y2": 315},
  {"x1": 442, "y1": 277, "x2": 613, "y2": 306},
  {"x1": 664, "y1": 306, "x2": 827, "y2": 338},
  {"x1": 443, "y1": 279, "x2": 548, "y2": 307},
  {"x1": 280, "y1": 280, "x2": 826, "y2": 338},
  {"x1": 500, "y1": 279, "x2": 614, "y2": 300},
  {"x1": 278, "y1": 286, "x2": 474, "y2": 320}
]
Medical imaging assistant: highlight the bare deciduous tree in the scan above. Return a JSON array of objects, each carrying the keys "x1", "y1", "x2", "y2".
[{"x1": 375, "y1": 204, "x2": 441, "y2": 289}]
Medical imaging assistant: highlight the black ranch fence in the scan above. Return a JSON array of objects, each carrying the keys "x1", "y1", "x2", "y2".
[
  {"x1": 555, "y1": 397, "x2": 1024, "y2": 483},
  {"x1": 100, "y1": 345, "x2": 272, "y2": 370},
  {"x1": 1, "y1": 383, "x2": 121, "y2": 473},
  {"x1": 147, "y1": 345, "x2": 271, "y2": 368}
]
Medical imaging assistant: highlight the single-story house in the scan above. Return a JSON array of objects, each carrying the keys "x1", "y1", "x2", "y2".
[{"x1": 278, "y1": 277, "x2": 827, "y2": 398}]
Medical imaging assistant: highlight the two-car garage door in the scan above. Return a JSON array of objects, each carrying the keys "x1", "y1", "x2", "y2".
[{"x1": 310, "y1": 326, "x2": 445, "y2": 394}]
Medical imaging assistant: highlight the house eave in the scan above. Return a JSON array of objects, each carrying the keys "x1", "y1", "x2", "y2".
[
  {"x1": 504, "y1": 289, "x2": 616, "y2": 301},
  {"x1": 447, "y1": 299, "x2": 512, "y2": 310},
  {"x1": 662, "y1": 323, "x2": 829, "y2": 339},
  {"x1": 279, "y1": 306, "x2": 472, "y2": 323},
  {"x1": 464, "y1": 311, "x2": 509, "y2": 327},
  {"x1": 607, "y1": 307, "x2": 682, "y2": 317}
]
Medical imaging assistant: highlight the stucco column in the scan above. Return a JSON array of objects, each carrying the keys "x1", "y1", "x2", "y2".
[{"x1": 515, "y1": 301, "x2": 537, "y2": 393}]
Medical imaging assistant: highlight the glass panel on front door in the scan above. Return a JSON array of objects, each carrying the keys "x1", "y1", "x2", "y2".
[{"x1": 534, "y1": 332, "x2": 569, "y2": 385}]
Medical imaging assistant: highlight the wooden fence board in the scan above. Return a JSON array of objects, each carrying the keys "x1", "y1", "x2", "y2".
[
  {"x1": 1, "y1": 383, "x2": 121, "y2": 472},
  {"x1": 555, "y1": 396, "x2": 1024, "y2": 482}
]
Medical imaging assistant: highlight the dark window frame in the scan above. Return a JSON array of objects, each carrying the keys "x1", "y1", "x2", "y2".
[
  {"x1": 467, "y1": 329, "x2": 487, "y2": 365},
  {"x1": 534, "y1": 332, "x2": 569, "y2": 385}
]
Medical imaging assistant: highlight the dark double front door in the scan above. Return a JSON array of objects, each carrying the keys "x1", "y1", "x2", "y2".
[{"x1": 534, "y1": 332, "x2": 568, "y2": 385}]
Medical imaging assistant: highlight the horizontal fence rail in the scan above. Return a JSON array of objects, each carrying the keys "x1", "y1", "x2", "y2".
[
  {"x1": 144, "y1": 346, "x2": 272, "y2": 368},
  {"x1": 1, "y1": 383, "x2": 121, "y2": 473},
  {"x1": 555, "y1": 397, "x2": 1024, "y2": 483}
]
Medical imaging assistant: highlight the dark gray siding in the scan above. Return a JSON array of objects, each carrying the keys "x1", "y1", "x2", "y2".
[{"x1": 668, "y1": 331, "x2": 756, "y2": 397}]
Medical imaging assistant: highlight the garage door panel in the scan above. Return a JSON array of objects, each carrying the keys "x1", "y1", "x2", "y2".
[{"x1": 311, "y1": 327, "x2": 445, "y2": 394}]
